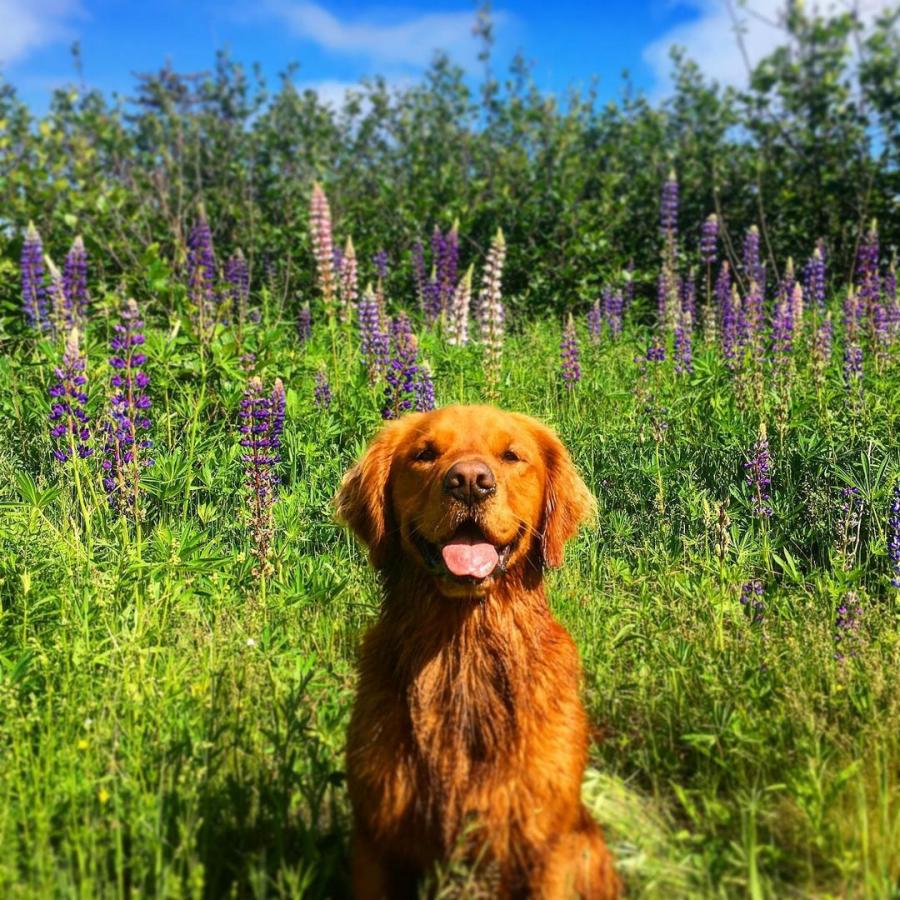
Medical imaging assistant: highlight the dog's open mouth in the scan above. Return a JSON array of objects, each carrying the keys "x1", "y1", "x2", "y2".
[{"x1": 412, "y1": 521, "x2": 514, "y2": 583}]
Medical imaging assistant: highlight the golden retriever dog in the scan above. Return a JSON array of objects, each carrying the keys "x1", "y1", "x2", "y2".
[{"x1": 336, "y1": 405, "x2": 619, "y2": 899}]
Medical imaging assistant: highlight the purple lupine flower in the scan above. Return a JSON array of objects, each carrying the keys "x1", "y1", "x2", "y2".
[
  {"x1": 778, "y1": 258, "x2": 796, "y2": 308},
  {"x1": 743, "y1": 279, "x2": 765, "y2": 366},
  {"x1": 45, "y1": 257, "x2": 70, "y2": 333},
  {"x1": 310, "y1": 183, "x2": 336, "y2": 317},
  {"x1": 63, "y1": 236, "x2": 89, "y2": 323},
  {"x1": 721, "y1": 284, "x2": 742, "y2": 372},
  {"x1": 700, "y1": 214, "x2": 718, "y2": 265},
  {"x1": 333, "y1": 244, "x2": 345, "y2": 278},
  {"x1": 187, "y1": 209, "x2": 217, "y2": 339},
  {"x1": 587, "y1": 298, "x2": 602, "y2": 344},
  {"x1": 856, "y1": 220, "x2": 880, "y2": 314},
  {"x1": 660, "y1": 170, "x2": 678, "y2": 238},
  {"x1": 740, "y1": 579, "x2": 765, "y2": 624},
  {"x1": 239, "y1": 376, "x2": 286, "y2": 575},
  {"x1": 314, "y1": 368, "x2": 332, "y2": 409},
  {"x1": 842, "y1": 290, "x2": 864, "y2": 399},
  {"x1": 633, "y1": 337, "x2": 668, "y2": 443},
  {"x1": 412, "y1": 239, "x2": 428, "y2": 316},
  {"x1": 604, "y1": 287, "x2": 624, "y2": 337},
  {"x1": 560, "y1": 314, "x2": 581, "y2": 390},
  {"x1": 771, "y1": 297, "x2": 794, "y2": 367},
  {"x1": 716, "y1": 262, "x2": 732, "y2": 320},
  {"x1": 888, "y1": 481, "x2": 900, "y2": 588},
  {"x1": 358, "y1": 285, "x2": 389, "y2": 382},
  {"x1": 382, "y1": 314, "x2": 420, "y2": 419},
  {"x1": 646, "y1": 338, "x2": 666, "y2": 363},
  {"x1": 424, "y1": 272, "x2": 442, "y2": 325},
  {"x1": 674, "y1": 309, "x2": 693, "y2": 375},
  {"x1": 21, "y1": 222, "x2": 47, "y2": 330},
  {"x1": 338, "y1": 237, "x2": 359, "y2": 325},
  {"x1": 102, "y1": 298, "x2": 152, "y2": 517},
  {"x1": 680, "y1": 274, "x2": 696, "y2": 321},
  {"x1": 743, "y1": 226, "x2": 765, "y2": 294},
  {"x1": 416, "y1": 362, "x2": 436, "y2": 412},
  {"x1": 49, "y1": 328, "x2": 92, "y2": 462},
  {"x1": 297, "y1": 303, "x2": 312, "y2": 345},
  {"x1": 373, "y1": 248, "x2": 389, "y2": 282},
  {"x1": 478, "y1": 229, "x2": 506, "y2": 394},
  {"x1": 446, "y1": 265, "x2": 472, "y2": 346},
  {"x1": 744, "y1": 424, "x2": 772, "y2": 518},
  {"x1": 224, "y1": 249, "x2": 250, "y2": 325},
  {"x1": 803, "y1": 241, "x2": 827, "y2": 313},
  {"x1": 834, "y1": 592, "x2": 863, "y2": 660}
]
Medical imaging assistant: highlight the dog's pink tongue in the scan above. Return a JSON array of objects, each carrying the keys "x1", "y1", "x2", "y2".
[{"x1": 441, "y1": 535, "x2": 499, "y2": 579}]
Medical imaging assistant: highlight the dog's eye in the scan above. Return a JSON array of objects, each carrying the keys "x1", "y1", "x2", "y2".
[
  {"x1": 502, "y1": 449, "x2": 521, "y2": 462},
  {"x1": 414, "y1": 445, "x2": 439, "y2": 462}
]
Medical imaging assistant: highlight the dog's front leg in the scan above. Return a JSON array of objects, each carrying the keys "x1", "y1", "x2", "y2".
[{"x1": 351, "y1": 830, "x2": 419, "y2": 900}]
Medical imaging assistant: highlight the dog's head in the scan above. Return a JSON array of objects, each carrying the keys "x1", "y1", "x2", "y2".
[{"x1": 336, "y1": 405, "x2": 594, "y2": 598}]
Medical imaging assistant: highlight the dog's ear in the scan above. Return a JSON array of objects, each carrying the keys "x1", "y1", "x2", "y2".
[
  {"x1": 521, "y1": 417, "x2": 596, "y2": 568},
  {"x1": 335, "y1": 419, "x2": 408, "y2": 569}
]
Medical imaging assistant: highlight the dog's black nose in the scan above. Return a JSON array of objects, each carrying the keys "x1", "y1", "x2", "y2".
[{"x1": 443, "y1": 460, "x2": 496, "y2": 505}]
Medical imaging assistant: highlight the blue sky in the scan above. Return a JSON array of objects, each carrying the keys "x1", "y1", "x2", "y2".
[{"x1": 0, "y1": 1, "x2": 891, "y2": 112}]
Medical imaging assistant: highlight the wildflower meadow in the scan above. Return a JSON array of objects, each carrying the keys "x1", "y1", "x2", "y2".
[{"x1": 1, "y1": 4, "x2": 900, "y2": 897}]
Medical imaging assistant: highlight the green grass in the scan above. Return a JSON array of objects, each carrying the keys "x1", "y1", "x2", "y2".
[{"x1": 0, "y1": 297, "x2": 898, "y2": 898}]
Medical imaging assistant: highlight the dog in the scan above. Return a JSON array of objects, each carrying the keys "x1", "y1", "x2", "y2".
[{"x1": 336, "y1": 405, "x2": 620, "y2": 899}]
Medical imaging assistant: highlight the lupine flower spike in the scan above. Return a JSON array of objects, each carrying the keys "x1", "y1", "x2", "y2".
[
  {"x1": 187, "y1": 208, "x2": 217, "y2": 341},
  {"x1": 63, "y1": 236, "x2": 89, "y2": 323},
  {"x1": 674, "y1": 308, "x2": 693, "y2": 375},
  {"x1": 239, "y1": 376, "x2": 286, "y2": 576},
  {"x1": 803, "y1": 241, "x2": 826, "y2": 313},
  {"x1": 310, "y1": 182, "x2": 336, "y2": 320},
  {"x1": 224, "y1": 249, "x2": 250, "y2": 326},
  {"x1": 604, "y1": 287, "x2": 624, "y2": 337},
  {"x1": 359, "y1": 284, "x2": 389, "y2": 382},
  {"x1": 416, "y1": 362, "x2": 436, "y2": 412},
  {"x1": 45, "y1": 257, "x2": 70, "y2": 334},
  {"x1": 21, "y1": 222, "x2": 47, "y2": 330},
  {"x1": 338, "y1": 237, "x2": 359, "y2": 324},
  {"x1": 49, "y1": 328, "x2": 92, "y2": 462},
  {"x1": 297, "y1": 303, "x2": 312, "y2": 345},
  {"x1": 446, "y1": 265, "x2": 472, "y2": 346},
  {"x1": 560, "y1": 314, "x2": 581, "y2": 391},
  {"x1": 102, "y1": 298, "x2": 152, "y2": 518},
  {"x1": 888, "y1": 481, "x2": 900, "y2": 589},
  {"x1": 744, "y1": 423, "x2": 772, "y2": 518},
  {"x1": 382, "y1": 314, "x2": 420, "y2": 419},
  {"x1": 834, "y1": 592, "x2": 863, "y2": 660},
  {"x1": 314, "y1": 367, "x2": 333, "y2": 409},
  {"x1": 740, "y1": 579, "x2": 765, "y2": 625},
  {"x1": 479, "y1": 229, "x2": 507, "y2": 397},
  {"x1": 659, "y1": 171, "x2": 680, "y2": 332}
]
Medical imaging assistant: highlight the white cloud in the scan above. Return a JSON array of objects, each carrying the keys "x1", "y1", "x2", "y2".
[
  {"x1": 262, "y1": 1, "x2": 504, "y2": 69},
  {"x1": 0, "y1": 0, "x2": 83, "y2": 66},
  {"x1": 643, "y1": 0, "x2": 894, "y2": 96},
  {"x1": 297, "y1": 75, "x2": 414, "y2": 108}
]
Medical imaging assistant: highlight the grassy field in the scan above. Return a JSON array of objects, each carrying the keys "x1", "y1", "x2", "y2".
[{"x1": 1, "y1": 260, "x2": 899, "y2": 899}]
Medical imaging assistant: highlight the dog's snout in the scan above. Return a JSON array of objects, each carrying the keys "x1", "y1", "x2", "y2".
[{"x1": 443, "y1": 459, "x2": 496, "y2": 505}]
